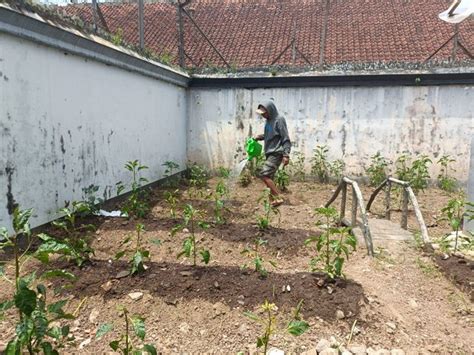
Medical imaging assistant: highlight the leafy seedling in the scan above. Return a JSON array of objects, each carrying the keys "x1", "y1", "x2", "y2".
[
  {"x1": 437, "y1": 155, "x2": 458, "y2": 192},
  {"x1": 103, "y1": 307, "x2": 157, "y2": 355},
  {"x1": 115, "y1": 223, "x2": 154, "y2": 275},
  {"x1": 244, "y1": 300, "x2": 309, "y2": 355},
  {"x1": 365, "y1": 152, "x2": 389, "y2": 187},
  {"x1": 213, "y1": 180, "x2": 230, "y2": 224},
  {"x1": 311, "y1": 145, "x2": 330, "y2": 183},
  {"x1": 164, "y1": 189, "x2": 180, "y2": 218},
  {"x1": 116, "y1": 160, "x2": 150, "y2": 218},
  {"x1": 173, "y1": 204, "x2": 211, "y2": 266},
  {"x1": 256, "y1": 189, "x2": 280, "y2": 230},
  {"x1": 441, "y1": 196, "x2": 474, "y2": 253},
  {"x1": 329, "y1": 159, "x2": 345, "y2": 183},
  {"x1": 275, "y1": 167, "x2": 290, "y2": 192},
  {"x1": 305, "y1": 207, "x2": 357, "y2": 279},
  {"x1": 1, "y1": 208, "x2": 75, "y2": 354},
  {"x1": 162, "y1": 161, "x2": 180, "y2": 187},
  {"x1": 241, "y1": 237, "x2": 276, "y2": 278},
  {"x1": 288, "y1": 151, "x2": 306, "y2": 182},
  {"x1": 81, "y1": 184, "x2": 104, "y2": 216}
]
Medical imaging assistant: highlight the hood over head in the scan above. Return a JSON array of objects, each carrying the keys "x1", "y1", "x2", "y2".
[{"x1": 258, "y1": 100, "x2": 279, "y2": 120}]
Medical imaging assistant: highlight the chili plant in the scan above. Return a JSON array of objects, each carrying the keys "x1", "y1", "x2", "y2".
[
  {"x1": 256, "y1": 189, "x2": 281, "y2": 230},
  {"x1": 437, "y1": 155, "x2": 458, "y2": 192},
  {"x1": 81, "y1": 184, "x2": 103, "y2": 216},
  {"x1": 244, "y1": 300, "x2": 309, "y2": 355},
  {"x1": 116, "y1": 160, "x2": 150, "y2": 218},
  {"x1": 164, "y1": 189, "x2": 180, "y2": 218},
  {"x1": 441, "y1": 197, "x2": 474, "y2": 252},
  {"x1": 305, "y1": 207, "x2": 357, "y2": 279},
  {"x1": 173, "y1": 204, "x2": 210, "y2": 266},
  {"x1": 410, "y1": 155, "x2": 432, "y2": 193},
  {"x1": 289, "y1": 151, "x2": 306, "y2": 182},
  {"x1": 162, "y1": 161, "x2": 180, "y2": 187},
  {"x1": 329, "y1": 159, "x2": 345, "y2": 183},
  {"x1": 115, "y1": 223, "x2": 155, "y2": 276},
  {"x1": 188, "y1": 163, "x2": 209, "y2": 189},
  {"x1": 239, "y1": 168, "x2": 252, "y2": 187},
  {"x1": 98, "y1": 307, "x2": 157, "y2": 355},
  {"x1": 241, "y1": 237, "x2": 276, "y2": 278},
  {"x1": 36, "y1": 201, "x2": 95, "y2": 267},
  {"x1": 217, "y1": 166, "x2": 231, "y2": 178},
  {"x1": 275, "y1": 167, "x2": 290, "y2": 192},
  {"x1": 1, "y1": 207, "x2": 75, "y2": 354},
  {"x1": 365, "y1": 152, "x2": 389, "y2": 187},
  {"x1": 213, "y1": 180, "x2": 229, "y2": 224},
  {"x1": 311, "y1": 145, "x2": 330, "y2": 183}
]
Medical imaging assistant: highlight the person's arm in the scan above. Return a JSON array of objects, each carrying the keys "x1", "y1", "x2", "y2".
[{"x1": 278, "y1": 119, "x2": 291, "y2": 162}]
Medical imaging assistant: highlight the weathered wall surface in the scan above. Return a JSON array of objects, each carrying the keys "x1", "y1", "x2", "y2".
[
  {"x1": 0, "y1": 33, "x2": 188, "y2": 230},
  {"x1": 188, "y1": 86, "x2": 473, "y2": 183},
  {"x1": 466, "y1": 136, "x2": 474, "y2": 233}
]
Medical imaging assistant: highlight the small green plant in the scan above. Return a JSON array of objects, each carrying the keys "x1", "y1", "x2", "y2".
[
  {"x1": 410, "y1": 155, "x2": 432, "y2": 193},
  {"x1": 437, "y1": 155, "x2": 458, "y2": 192},
  {"x1": 116, "y1": 160, "x2": 150, "y2": 218},
  {"x1": 164, "y1": 189, "x2": 180, "y2": 218},
  {"x1": 289, "y1": 151, "x2": 306, "y2": 182},
  {"x1": 441, "y1": 196, "x2": 474, "y2": 253},
  {"x1": 115, "y1": 223, "x2": 155, "y2": 276},
  {"x1": 275, "y1": 167, "x2": 290, "y2": 192},
  {"x1": 305, "y1": 207, "x2": 356, "y2": 279},
  {"x1": 311, "y1": 145, "x2": 330, "y2": 183},
  {"x1": 244, "y1": 300, "x2": 309, "y2": 355},
  {"x1": 329, "y1": 159, "x2": 345, "y2": 183},
  {"x1": 0, "y1": 208, "x2": 75, "y2": 354},
  {"x1": 395, "y1": 154, "x2": 411, "y2": 181},
  {"x1": 217, "y1": 166, "x2": 231, "y2": 178},
  {"x1": 162, "y1": 161, "x2": 181, "y2": 187},
  {"x1": 213, "y1": 180, "x2": 229, "y2": 224},
  {"x1": 188, "y1": 163, "x2": 209, "y2": 189},
  {"x1": 256, "y1": 189, "x2": 281, "y2": 230},
  {"x1": 111, "y1": 28, "x2": 124, "y2": 46},
  {"x1": 81, "y1": 184, "x2": 104, "y2": 216},
  {"x1": 158, "y1": 50, "x2": 175, "y2": 66},
  {"x1": 98, "y1": 307, "x2": 157, "y2": 354},
  {"x1": 37, "y1": 201, "x2": 95, "y2": 267},
  {"x1": 249, "y1": 151, "x2": 266, "y2": 177},
  {"x1": 239, "y1": 168, "x2": 252, "y2": 187},
  {"x1": 365, "y1": 152, "x2": 389, "y2": 187},
  {"x1": 173, "y1": 204, "x2": 210, "y2": 266},
  {"x1": 241, "y1": 237, "x2": 276, "y2": 278}
]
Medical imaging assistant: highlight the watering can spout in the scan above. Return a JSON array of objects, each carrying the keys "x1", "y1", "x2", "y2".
[{"x1": 245, "y1": 138, "x2": 263, "y2": 161}]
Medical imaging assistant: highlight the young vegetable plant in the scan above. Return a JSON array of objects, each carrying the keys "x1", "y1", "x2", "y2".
[
  {"x1": 213, "y1": 180, "x2": 229, "y2": 224},
  {"x1": 0, "y1": 208, "x2": 75, "y2": 354},
  {"x1": 241, "y1": 237, "x2": 276, "y2": 278},
  {"x1": 81, "y1": 184, "x2": 104, "y2": 216},
  {"x1": 329, "y1": 159, "x2": 345, "y2": 183},
  {"x1": 162, "y1": 161, "x2": 180, "y2": 187},
  {"x1": 116, "y1": 160, "x2": 150, "y2": 218},
  {"x1": 305, "y1": 207, "x2": 357, "y2": 279},
  {"x1": 441, "y1": 196, "x2": 474, "y2": 253},
  {"x1": 239, "y1": 168, "x2": 252, "y2": 187},
  {"x1": 256, "y1": 189, "x2": 281, "y2": 230},
  {"x1": 275, "y1": 167, "x2": 290, "y2": 192},
  {"x1": 164, "y1": 189, "x2": 180, "y2": 218},
  {"x1": 116, "y1": 223, "x2": 155, "y2": 276},
  {"x1": 437, "y1": 155, "x2": 458, "y2": 192},
  {"x1": 289, "y1": 151, "x2": 306, "y2": 182},
  {"x1": 36, "y1": 201, "x2": 95, "y2": 267},
  {"x1": 244, "y1": 300, "x2": 309, "y2": 355},
  {"x1": 410, "y1": 154, "x2": 432, "y2": 193},
  {"x1": 97, "y1": 307, "x2": 157, "y2": 355},
  {"x1": 365, "y1": 152, "x2": 389, "y2": 187},
  {"x1": 311, "y1": 145, "x2": 330, "y2": 183},
  {"x1": 217, "y1": 166, "x2": 231, "y2": 178},
  {"x1": 173, "y1": 204, "x2": 211, "y2": 266}
]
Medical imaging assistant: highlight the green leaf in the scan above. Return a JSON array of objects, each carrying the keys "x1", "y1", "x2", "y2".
[
  {"x1": 115, "y1": 251, "x2": 126, "y2": 260},
  {"x1": 334, "y1": 257, "x2": 344, "y2": 277},
  {"x1": 15, "y1": 283, "x2": 37, "y2": 316},
  {"x1": 143, "y1": 344, "x2": 157, "y2": 355},
  {"x1": 41, "y1": 342, "x2": 58, "y2": 355},
  {"x1": 62, "y1": 325, "x2": 70, "y2": 337},
  {"x1": 41, "y1": 270, "x2": 76, "y2": 281},
  {"x1": 5, "y1": 339, "x2": 19, "y2": 355},
  {"x1": 131, "y1": 316, "x2": 146, "y2": 340},
  {"x1": 150, "y1": 239, "x2": 162, "y2": 246},
  {"x1": 48, "y1": 326, "x2": 62, "y2": 340},
  {"x1": 243, "y1": 311, "x2": 259, "y2": 321},
  {"x1": 200, "y1": 249, "x2": 211, "y2": 264},
  {"x1": 109, "y1": 340, "x2": 120, "y2": 351},
  {"x1": 131, "y1": 251, "x2": 145, "y2": 275},
  {"x1": 287, "y1": 320, "x2": 310, "y2": 336},
  {"x1": 47, "y1": 300, "x2": 68, "y2": 315},
  {"x1": 256, "y1": 336, "x2": 265, "y2": 348},
  {"x1": 96, "y1": 323, "x2": 113, "y2": 339}
]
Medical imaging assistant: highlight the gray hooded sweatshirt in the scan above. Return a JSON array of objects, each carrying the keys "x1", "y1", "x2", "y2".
[{"x1": 259, "y1": 100, "x2": 291, "y2": 157}]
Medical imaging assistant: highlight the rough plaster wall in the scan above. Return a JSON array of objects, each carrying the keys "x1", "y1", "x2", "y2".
[
  {"x1": 0, "y1": 34, "x2": 187, "y2": 231},
  {"x1": 188, "y1": 86, "x2": 473, "y2": 182}
]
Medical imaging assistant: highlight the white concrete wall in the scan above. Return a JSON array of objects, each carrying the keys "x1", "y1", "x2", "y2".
[
  {"x1": 0, "y1": 33, "x2": 187, "y2": 230},
  {"x1": 188, "y1": 86, "x2": 474, "y2": 183}
]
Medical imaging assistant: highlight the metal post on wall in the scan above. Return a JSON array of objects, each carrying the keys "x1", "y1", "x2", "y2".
[
  {"x1": 91, "y1": 0, "x2": 99, "y2": 32},
  {"x1": 177, "y1": 0, "x2": 191, "y2": 68},
  {"x1": 138, "y1": 0, "x2": 144, "y2": 50}
]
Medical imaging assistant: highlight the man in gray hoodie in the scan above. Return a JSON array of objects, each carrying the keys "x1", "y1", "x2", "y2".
[{"x1": 255, "y1": 100, "x2": 291, "y2": 206}]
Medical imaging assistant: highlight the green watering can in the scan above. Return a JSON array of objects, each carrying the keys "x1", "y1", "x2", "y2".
[{"x1": 245, "y1": 138, "x2": 263, "y2": 161}]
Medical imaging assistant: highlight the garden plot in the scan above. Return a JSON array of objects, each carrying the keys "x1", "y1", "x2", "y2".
[{"x1": 0, "y1": 160, "x2": 473, "y2": 354}]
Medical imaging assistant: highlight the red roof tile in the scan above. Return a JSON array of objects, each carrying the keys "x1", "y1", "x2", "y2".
[{"x1": 63, "y1": 0, "x2": 474, "y2": 69}]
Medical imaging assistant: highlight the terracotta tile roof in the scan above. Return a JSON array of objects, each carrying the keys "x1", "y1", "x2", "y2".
[{"x1": 63, "y1": 0, "x2": 474, "y2": 69}]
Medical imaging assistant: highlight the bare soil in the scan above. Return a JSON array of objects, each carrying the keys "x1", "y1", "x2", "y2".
[{"x1": 0, "y1": 178, "x2": 472, "y2": 354}]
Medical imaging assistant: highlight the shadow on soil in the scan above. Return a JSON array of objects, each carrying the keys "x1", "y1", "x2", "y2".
[
  {"x1": 433, "y1": 254, "x2": 474, "y2": 301},
  {"x1": 47, "y1": 260, "x2": 367, "y2": 324}
]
